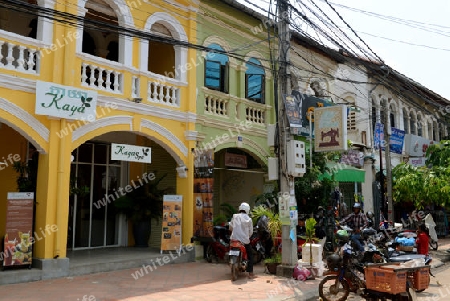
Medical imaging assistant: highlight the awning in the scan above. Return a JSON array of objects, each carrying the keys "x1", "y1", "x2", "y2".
[{"x1": 319, "y1": 162, "x2": 366, "y2": 183}]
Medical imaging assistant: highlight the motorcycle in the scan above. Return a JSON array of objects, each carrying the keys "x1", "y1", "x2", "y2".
[
  {"x1": 229, "y1": 239, "x2": 248, "y2": 281},
  {"x1": 205, "y1": 225, "x2": 230, "y2": 263},
  {"x1": 425, "y1": 213, "x2": 439, "y2": 250}
]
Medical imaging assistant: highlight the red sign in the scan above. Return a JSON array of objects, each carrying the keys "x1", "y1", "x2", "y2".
[{"x1": 224, "y1": 153, "x2": 247, "y2": 168}]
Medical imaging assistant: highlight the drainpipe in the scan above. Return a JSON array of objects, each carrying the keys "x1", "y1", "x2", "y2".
[{"x1": 54, "y1": 118, "x2": 66, "y2": 258}]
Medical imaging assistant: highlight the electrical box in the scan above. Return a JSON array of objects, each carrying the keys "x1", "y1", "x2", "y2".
[
  {"x1": 267, "y1": 157, "x2": 278, "y2": 180},
  {"x1": 286, "y1": 140, "x2": 306, "y2": 177},
  {"x1": 267, "y1": 124, "x2": 276, "y2": 147}
]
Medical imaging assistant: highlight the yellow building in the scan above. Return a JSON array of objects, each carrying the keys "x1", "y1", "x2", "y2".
[{"x1": 0, "y1": 0, "x2": 198, "y2": 277}]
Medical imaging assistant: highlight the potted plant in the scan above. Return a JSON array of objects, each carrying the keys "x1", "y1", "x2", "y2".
[
  {"x1": 303, "y1": 217, "x2": 320, "y2": 277},
  {"x1": 263, "y1": 252, "x2": 281, "y2": 274},
  {"x1": 113, "y1": 174, "x2": 167, "y2": 247}
]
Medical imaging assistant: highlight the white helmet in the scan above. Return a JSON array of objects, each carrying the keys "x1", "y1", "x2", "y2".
[{"x1": 239, "y1": 202, "x2": 251, "y2": 214}]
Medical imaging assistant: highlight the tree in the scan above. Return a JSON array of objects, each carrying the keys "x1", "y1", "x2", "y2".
[{"x1": 392, "y1": 140, "x2": 450, "y2": 208}]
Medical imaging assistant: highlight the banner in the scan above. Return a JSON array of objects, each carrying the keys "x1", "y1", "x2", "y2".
[
  {"x1": 374, "y1": 123, "x2": 384, "y2": 150},
  {"x1": 389, "y1": 128, "x2": 405, "y2": 154},
  {"x1": 288, "y1": 90, "x2": 334, "y2": 137},
  {"x1": 314, "y1": 105, "x2": 348, "y2": 152},
  {"x1": 193, "y1": 150, "x2": 214, "y2": 238},
  {"x1": 160, "y1": 195, "x2": 183, "y2": 252},
  {"x1": 4, "y1": 192, "x2": 34, "y2": 267}
]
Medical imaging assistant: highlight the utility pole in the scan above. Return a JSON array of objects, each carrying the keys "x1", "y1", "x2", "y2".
[
  {"x1": 383, "y1": 100, "x2": 394, "y2": 222},
  {"x1": 277, "y1": 0, "x2": 297, "y2": 273}
]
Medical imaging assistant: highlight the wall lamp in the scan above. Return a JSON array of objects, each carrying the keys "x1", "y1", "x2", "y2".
[
  {"x1": 131, "y1": 97, "x2": 142, "y2": 103},
  {"x1": 176, "y1": 165, "x2": 188, "y2": 178}
]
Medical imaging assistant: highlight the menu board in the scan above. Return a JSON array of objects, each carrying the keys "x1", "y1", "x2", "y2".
[
  {"x1": 193, "y1": 150, "x2": 214, "y2": 238},
  {"x1": 3, "y1": 192, "x2": 34, "y2": 267},
  {"x1": 160, "y1": 195, "x2": 183, "y2": 252}
]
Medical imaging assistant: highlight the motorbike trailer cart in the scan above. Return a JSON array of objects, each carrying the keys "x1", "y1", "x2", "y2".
[{"x1": 363, "y1": 263, "x2": 430, "y2": 301}]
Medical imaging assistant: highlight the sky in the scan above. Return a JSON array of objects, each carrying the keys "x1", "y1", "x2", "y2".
[{"x1": 236, "y1": 0, "x2": 450, "y2": 100}]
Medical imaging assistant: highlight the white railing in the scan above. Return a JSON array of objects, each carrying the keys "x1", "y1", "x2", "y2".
[
  {"x1": 204, "y1": 95, "x2": 229, "y2": 117},
  {"x1": 81, "y1": 62, "x2": 123, "y2": 94},
  {"x1": 245, "y1": 105, "x2": 265, "y2": 125},
  {"x1": 147, "y1": 81, "x2": 179, "y2": 107},
  {"x1": 0, "y1": 40, "x2": 39, "y2": 74}
]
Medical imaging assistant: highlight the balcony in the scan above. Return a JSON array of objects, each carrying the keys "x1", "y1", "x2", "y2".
[
  {"x1": 0, "y1": 31, "x2": 41, "y2": 75},
  {"x1": 202, "y1": 88, "x2": 269, "y2": 126}
]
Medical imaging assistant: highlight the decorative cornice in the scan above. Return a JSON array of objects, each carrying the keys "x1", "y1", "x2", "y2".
[
  {"x1": 72, "y1": 115, "x2": 133, "y2": 142},
  {"x1": 140, "y1": 118, "x2": 188, "y2": 157},
  {"x1": 0, "y1": 29, "x2": 51, "y2": 48},
  {"x1": 0, "y1": 74, "x2": 36, "y2": 93},
  {"x1": 97, "y1": 95, "x2": 196, "y2": 123},
  {"x1": 0, "y1": 97, "x2": 49, "y2": 152},
  {"x1": 184, "y1": 130, "x2": 199, "y2": 141}
]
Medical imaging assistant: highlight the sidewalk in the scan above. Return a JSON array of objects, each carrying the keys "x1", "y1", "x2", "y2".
[{"x1": 1, "y1": 238, "x2": 449, "y2": 301}]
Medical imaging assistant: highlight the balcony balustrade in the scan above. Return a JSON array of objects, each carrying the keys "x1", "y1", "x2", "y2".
[{"x1": 0, "y1": 37, "x2": 40, "y2": 74}]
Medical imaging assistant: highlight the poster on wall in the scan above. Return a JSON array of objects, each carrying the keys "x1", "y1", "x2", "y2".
[
  {"x1": 193, "y1": 149, "x2": 214, "y2": 238},
  {"x1": 160, "y1": 195, "x2": 183, "y2": 252},
  {"x1": 3, "y1": 192, "x2": 34, "y2": 267}
]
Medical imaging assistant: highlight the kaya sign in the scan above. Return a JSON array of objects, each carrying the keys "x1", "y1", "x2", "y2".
[
  {"x1": 36, "y1": 81, "x2": 98, "y2": 120},
  {"x1": 111, "y1": 143, "x2": 151, "y2": 163}
]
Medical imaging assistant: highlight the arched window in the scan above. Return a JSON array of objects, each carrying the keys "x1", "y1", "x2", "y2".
[
  {"x1": 417, "y1": 115, "x2": 423, "y2": 137},
  {"x1": 433, "y1": 121, "x2": 438, "y2": 141},
  {"x1": 389, "y1": 104, "x2": 396, "y2": 128},
  {"x1": 403, "y1": 108, "x2": 409, "y2": 134},
  {"x1": 245, "y1": 58, "x2": 265, "y2": 103},
  {"x1": 83, "y1": 0, "x2": 119, "y2": 62},
  {"x1": 0, "y1": 0, "x2": 38, "y2": 39},
  {"x1": 409, "y1": 112, "x2": 416, "y2": 135},
  {"x1": 204, "y1": 43, "x2": 229, "y2": 93}
]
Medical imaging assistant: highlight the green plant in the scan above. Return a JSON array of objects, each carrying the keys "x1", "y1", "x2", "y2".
[
  {"x1": 264, "y1": 251, "x2": 281, "y2": 263},
  {"x1": 113, "y1": 174, "x2": 167, "y2": 223},
  {"x1": 305, "y1": 217, "x2": 319, "y2": 265},
  {"x1": 251, "y1": 205, "x2": 281, "y2": 239}
]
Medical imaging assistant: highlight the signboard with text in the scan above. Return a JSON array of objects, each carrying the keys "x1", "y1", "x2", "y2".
[
  {"x1": 36, "y1": 81, "x2": 98, "y2": 120},
  {"x1": 390, "y1": 128, "x2": 405, "y2": 154},
  {"x1": 314, "y1": 105, "x2": 348, "y2": 152},
  {"x1": 111, "y1": 143, "x2": 151, "y2": 163},
  {"x1": 160, "y1": 195, "x2": 183, "y2": 252},
  {"x1": 4, "y1": 192, "x2": 34, "y2": 267}
]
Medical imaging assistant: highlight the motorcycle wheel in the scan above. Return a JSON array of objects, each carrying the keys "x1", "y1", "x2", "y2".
[
  {"x1": 205, "y1": 244, "x2": 217, "y2": 263},
  {"x1": 231, "y1": 262, "x2": 239, "y2": 281},
  {"x1": 429, "y1": 240, "x2": 438, "y2": 251},
  {"x1": 253, "y1": 248, "x2": 262, "y2": 264},
  {"x1": 318, "y1": 275, "x2": 350, "y2": 301}
]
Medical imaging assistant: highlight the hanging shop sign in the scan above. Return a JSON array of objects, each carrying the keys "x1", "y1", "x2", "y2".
[
  {"x1": 314, "y1": 105, "x2": 348, "y2": 152},
  {"x1": 35, "y1": 81, "x2": 98, "y2": 120},
  {"x1": 340, "y1": 150, "x2": 364, "y2": 167},
  {"x1": 160, "y1": 195, "x2": 183, "y2": 252},
  {"x1": 389, "y1": 128, "x2": 406, "y2": 154},
  {"x1": 111, "y1": 143, "x2": 151, "y2": 163},
  {"x1": 224, "y1": 152, "x2": 247, "y2": 168},
  {"x1": 3, "y1": 192, "x2": 34, "y2": 268}
]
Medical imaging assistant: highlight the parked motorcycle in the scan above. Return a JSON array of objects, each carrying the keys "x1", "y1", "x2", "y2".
[
  {"x1": 229, "y1": 239, "x2": 248, "y2": 281},
  {"x1": 425, "y1": 213, "x2": 438, "y2": 250},
  {"x1": 206, "y1": 225, "x2": 230, "y2": 263}
]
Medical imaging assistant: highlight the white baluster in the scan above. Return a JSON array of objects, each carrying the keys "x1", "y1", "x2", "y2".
[
  {"x1": 5, "y1": 43, "x2": 14, "y2": 68},
  {"x1": 152, "y1": 82, "x2": 159, "y2": 101},
  {"x1": 16, "y1": 45, "x2": 25, "y2": 71},
  {"x1": 158, "y1": 84, "x2": 164, "y2": 103},
  {"x1": 113, "y1": 71, "x2": 119, "y2": 92},
  {"x1": 164, "y1": 86, "x2": 171, "y2": 104},
  {"x1": 132, "y1": 76, "x2": 137, "y2": 97},
  {"x1": 81, "y1": 63, "x2": 87, "y2": 85},
  {"x1": 0, "y1": 41, "x2": 4, "y2": 66},
  {"x1": 105, "y1": 70, "x2": 112, "y2": 91},
  {"x1": 89, "y1": 65, "x2": 97, "y2": 86},
  {"x1": 171, "y1": 87, "x2": 177, "y2": 106},
  {"x1": 97, "y1": 67, "x2": 104, "y2": 90},
  {"x1": 27, "y1": 49, "x2": 36, "y2": 73}
]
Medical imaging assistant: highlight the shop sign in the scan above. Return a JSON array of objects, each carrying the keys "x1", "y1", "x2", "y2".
[
  {"x1": 224, "y1": 152, "x2": 247, "y2": 168},
  {"x1": 340, "y1": 150, "x2": 363, "y2": 167},
  {"x1": 408, "y1": 157, "x2": 426, "y2": 167},
  {"x1": 4, "y1": 192, "x2": 34, "y2": 267},
  {"x1": 111, "y1": 143, "x2": 151, "y2": 163},
  {"x1": 314, "y1": 105, "x2": 348, "y2": 152},
  {"x1": 36, "y1": 81, "x2": 98, "y2": 120},
  {"x1": 160, "y1": 195, "x2": 183, "y2": 252},
  {"x1": 404, "y1": 134, "x2": 436, "y2": 157}
]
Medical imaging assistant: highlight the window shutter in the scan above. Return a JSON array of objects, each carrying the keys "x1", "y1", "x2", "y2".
[{"x1": 223, "y1": 62, "x2": 229, "y2": 94}]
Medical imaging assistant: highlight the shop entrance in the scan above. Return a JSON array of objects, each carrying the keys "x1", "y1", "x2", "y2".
[{"x1": 68, "y1": 142, "x2": 126, "y2": 249}]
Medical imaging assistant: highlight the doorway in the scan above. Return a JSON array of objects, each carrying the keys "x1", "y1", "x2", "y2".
[{"x1": 68, "y1": 142, "x2": 125, "y2": 249}]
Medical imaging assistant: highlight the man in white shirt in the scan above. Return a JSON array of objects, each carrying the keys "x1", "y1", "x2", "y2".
[{"x1": 229, "y1": 202, "x2": 255, "y2": 278}]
